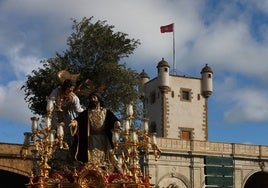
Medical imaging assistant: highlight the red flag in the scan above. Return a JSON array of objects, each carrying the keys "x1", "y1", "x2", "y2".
[{"x1": 160, "y1": 23, "x2": 174, "y2": 33}]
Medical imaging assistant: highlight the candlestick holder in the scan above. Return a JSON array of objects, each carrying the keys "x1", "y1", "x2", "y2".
[
  {"x1": 112, "y1": 104, "x2": 161, "y2": 183},
  {"x1": 20, "y1": 97, "x2": 69, "y2": 182}
]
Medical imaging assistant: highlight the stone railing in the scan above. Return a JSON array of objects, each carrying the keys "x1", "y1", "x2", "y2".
[
  {"x1": 157, "y1": 138, "x2": 268, "y2": 159},
  {"x1": 0, "y1": 143, "x2": 22, "y2": 157}
]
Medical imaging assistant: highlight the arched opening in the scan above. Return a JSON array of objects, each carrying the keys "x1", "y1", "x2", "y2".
[
  {"x1": 157, "y1": 173, "x2": 190, "y2": 188},
  {"x1": 244, "y1": 171, "x2": 268, "y2": 188},
  {"x1": 0, "y1": 170, "x2": 29, "y2": 187}
]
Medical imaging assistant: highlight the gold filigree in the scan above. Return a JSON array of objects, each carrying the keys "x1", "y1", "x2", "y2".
[
  {"x1": 79, "y1": 170, "x2": 106, "y2": 188},
  {"x1": 88, "y1": 109, "x2": 106, "y2": 131},
  {"x1": 91, "y1": 148, "x2": 105, "y2": 164}
]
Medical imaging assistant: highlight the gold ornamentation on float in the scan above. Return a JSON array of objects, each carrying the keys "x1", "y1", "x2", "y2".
[{"x1": 20, "y1": 97, "x2": 69, "y2": 182}]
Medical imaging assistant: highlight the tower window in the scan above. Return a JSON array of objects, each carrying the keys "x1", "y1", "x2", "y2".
[
  {"x1": 181, "y1": 130, "x2": 191, "y2": 140},
  {"x1": 180, "y1": 128, "x2": 193, "y2": 140},
  {"x1": 182, "y1": 91, "x2": 189, "y2": 100},
  {"x1": 164, "y1": 68, "x2": 168, "y2": 72},
  {"x1": 208, "y1": 73, "x2": 211, "y2": 78},
  {"x1": 150, "y1": 91, "x2": 156, "y2": 104},
  {"x1": 180, "y1": 88, "x2": 192, "y2": 101}
]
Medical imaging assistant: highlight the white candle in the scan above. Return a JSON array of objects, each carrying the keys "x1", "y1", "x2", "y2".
[
  {"x1": 151, "y1": 133, "x2": 157, "y2": 145},
  {"x1": 131, "y1": 131, "x2": 138, "y2": 142},
  {"x1": 112, "y1": 131, "x2": 119, "y2": 143},
  {"x1": 126, "y1": 104, "x2": 133, "y2": 117},
  {"x1": 124, "y1": 120, "x2": 130, "y2": 131},
  {"x1": 142, "y1": 119, "x2": 149, "y2": 132},
  {"x1": 45, "y1": 116, "x2": 51, "y2": 128},
  {"x1": 46, "y1": 97, "x2": 54, "y2": 111},
  {"x1": 31, "y1": 117, "x2": 39, "y2": 132},
  {"x1": 57, "y1": 123, "x2": 64, "y2": 137},
  {"x1": 50, "y1": 132, "x2": 55, "y2": 143}
]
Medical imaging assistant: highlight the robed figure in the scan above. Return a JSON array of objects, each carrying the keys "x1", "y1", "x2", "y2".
[
  {"x1": 50, "y1": 79, "x2": 84, "y2": 161},
  {"x1": 70, "y1": 92, "x2": 120, "y2": 163}
]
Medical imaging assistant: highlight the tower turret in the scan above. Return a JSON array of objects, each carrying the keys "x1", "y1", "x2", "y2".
[
  {"x1": 201, "y1": 64, "x2": 213, "y2": 98},
  {"x1": 157, "y1": 58, "x2": 170, "y2": 93},
  {"x1": 138, "y1": 69, "x2": 150, "y2": 98}
]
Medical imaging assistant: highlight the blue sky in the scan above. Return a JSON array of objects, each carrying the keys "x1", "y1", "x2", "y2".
[{"x1": 1, "y1": 0, "x2": 268, "y2": 145}]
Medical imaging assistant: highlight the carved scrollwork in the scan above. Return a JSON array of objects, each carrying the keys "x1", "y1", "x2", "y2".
[{"x1": 79, "y1": 170, "x2": 106, "y2": 188}]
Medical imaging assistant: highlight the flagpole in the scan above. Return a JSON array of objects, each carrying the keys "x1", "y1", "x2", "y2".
[
  {"x1": 160, "y1": 23, "x2": 176, "y2": 74},
  {"x1": 173, "y1": 24, "x2": 176, "y2": 75}
]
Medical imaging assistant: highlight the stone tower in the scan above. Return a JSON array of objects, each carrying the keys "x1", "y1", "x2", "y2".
[{"x1": 140, "y1": 59, "x2": 213, "y2": 141}]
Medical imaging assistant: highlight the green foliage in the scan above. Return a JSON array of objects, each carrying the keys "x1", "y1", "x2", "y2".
[{"x1": 21, "y1": 17, "x2": 141, "y2": 117}]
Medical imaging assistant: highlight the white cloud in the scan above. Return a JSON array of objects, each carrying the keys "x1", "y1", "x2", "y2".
[
  {"x1": 0, "y1": 86, "x2": 5, "y2": 104},
  {"x1": 224, "y1": 88, "x2": 268, "y2": 123},
  {"x1": 255, "y1": 0, "x2": 268, "y2": 13},
  {"x1": 182, "y1": 15, "x2": 268, "y2": 74},
  {"x1": 7, "y1": 45, "x2": 42, "y2": 79},
  {"x1": 0, "y1": 81, "x2": 32, "y2": 124}
]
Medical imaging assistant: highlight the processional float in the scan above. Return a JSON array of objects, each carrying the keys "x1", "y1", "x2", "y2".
[{"x1": 20, "y1": 85, "x2": 160, "y2": 188}]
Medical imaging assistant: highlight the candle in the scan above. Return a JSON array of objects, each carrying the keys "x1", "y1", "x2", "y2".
[
  {"x1": 45, "y1": 116, "x2": 51, "y2": 128},
  {"x1": 112, "y1": 130, "x2": 119, "y2": 143},
  {"x1": 46, "y1": 97, "x2": 54, "y2": 111},
  {"x1": 57, "y1": 123, "x2": 64, "y2": 137},
  {"x1": 142, "y1": 119, "x2": 149, "y2": 132},
  {"x1": 124, "y1": 120, "x2": 130, "y2": 131},
  {"x1": 151, "y1": 133, "x2": 157, "y2": 145},
  {"x1": 131, "y1": 131, "x2": 138, "y2": 142},
  {"x1": 50, "y1": 132, "x2": 55, "y2": 143},
  {"x1": 31, "y1": 117, "x2": 39, "y2": 132},
  {"x1": 126, "y1": 104, "x2": 133, "y2": 117},
  {"x1": 114, "y1": 121, "x2": 121, "y2": 129}
]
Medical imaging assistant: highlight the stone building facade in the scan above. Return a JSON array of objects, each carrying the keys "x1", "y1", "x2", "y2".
[{"x1": 139, "y1": 59, "x2": 268, "y2": 187}]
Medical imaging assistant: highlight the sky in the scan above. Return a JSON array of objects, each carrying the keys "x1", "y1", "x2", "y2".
[{"x1": 1, "y1": 0, "x2": 268, "y2": 145}]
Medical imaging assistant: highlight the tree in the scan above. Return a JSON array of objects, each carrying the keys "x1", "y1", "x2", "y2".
[{"x1": 22, "y1": 17, "x2": 141, "y2": 117}]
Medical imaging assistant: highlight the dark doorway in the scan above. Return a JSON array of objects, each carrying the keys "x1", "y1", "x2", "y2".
[
  {"x1": 0, "y1": 170, "x2": 29, "y2": 188},
  {"x1": 244, "y1": 171, "x2": 268, "y2": 188}
]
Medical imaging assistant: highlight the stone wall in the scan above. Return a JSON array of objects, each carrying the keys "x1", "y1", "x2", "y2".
[
  {"x1": 148, "y1": 138, "x2": 268, "y2": 187},
  {"x1": 0, "y1": 143, "x2": 32, "y2": 176}
]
